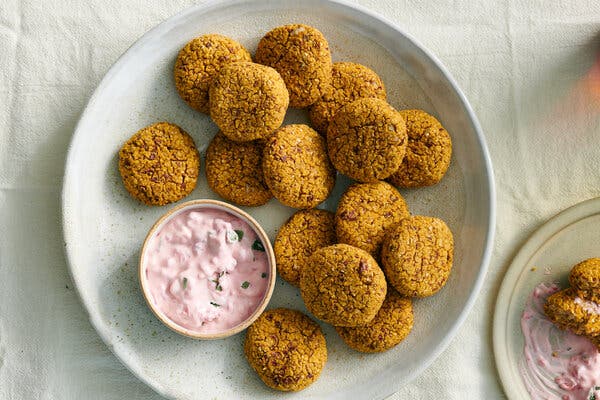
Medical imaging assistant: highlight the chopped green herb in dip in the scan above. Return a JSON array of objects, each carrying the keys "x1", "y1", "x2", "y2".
[
  {"x1": 210, "y1": 302, "x2": 220, "y2": 307},
  {"x1": 261, "y1": 272, "x2": 267, "y2": 278},
  {"x1": 252, "y1": 239, "x2": 265, "y2": 252},
  {"x1": 212, "y1": 272, "x2": 224, "y2": 292},
  {"x1": 226, "y1": 230, "x2": 239, "y2": 243},
  {"x1": 182, "y1": 277, "x2": 188, "y2": 289},
  {"x1": 241, "y1": 281, "x2": 250, "y2": 289},
  {"x1": 234, "y1": 229, "x2": 244, "y2": 240}
]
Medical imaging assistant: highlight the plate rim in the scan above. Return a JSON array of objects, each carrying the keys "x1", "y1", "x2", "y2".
[
  {"x1": 492, "y1": 196, "x2": 600, "y2": 400},
  {"x1": 61, "y1": 0, "x2": 496, "y2": 398}
]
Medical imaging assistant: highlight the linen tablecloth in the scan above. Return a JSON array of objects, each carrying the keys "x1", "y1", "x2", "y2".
[{"x1": 2, "y1": 0, "x2": 600, "y2": 398}]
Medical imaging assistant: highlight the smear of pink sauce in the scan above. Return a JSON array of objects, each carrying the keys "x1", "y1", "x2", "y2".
[
  {"x1": 520, "y1": 282, "x2": 600, "y2": 400},
  {"x1": 143, "y1": 208, "x2": 269, "y2": 334}
]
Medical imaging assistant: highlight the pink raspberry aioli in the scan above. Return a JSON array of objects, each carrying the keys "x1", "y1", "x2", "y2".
[
  {"x1": 143, "y1": 207, "x2": 270, "y2": 334},
  {"x1": 520, "y1": 282, "x2": 600, "y2": 400}
]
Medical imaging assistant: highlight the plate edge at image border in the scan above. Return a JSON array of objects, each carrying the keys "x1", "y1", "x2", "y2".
[
  {"x1": 492, "y1": 196, "x2": 600, "y2": 400},
  {"x1": 61, "y1": 0, "x2": 496, "y2": 399}
]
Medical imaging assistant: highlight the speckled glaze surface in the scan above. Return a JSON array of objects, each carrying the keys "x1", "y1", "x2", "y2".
[{"x1": 62, "y1": 1, "x2": 494, "y2": 399}]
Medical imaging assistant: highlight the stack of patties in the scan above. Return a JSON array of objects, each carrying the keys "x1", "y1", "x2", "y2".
[
  {"x1": 273, "y1": 178, "x2": 455, "y2": 354},
  {"x1": 544, "y1": 258, "x2": 600, "y2": 349},
  {"x1": 263, "y1": 21, "x2": 457, "y2": 357},
  {"x1": 169, "y1": 23, "x2": 459, "y2": 392}
]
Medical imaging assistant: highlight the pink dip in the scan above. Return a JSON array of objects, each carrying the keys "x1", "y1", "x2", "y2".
[
  {"x1": 520, "y1": 282, "x2": 600, "y2": 400},
  {"x1": 143, "y1": 207, "x2": 270, "y2": 334}
]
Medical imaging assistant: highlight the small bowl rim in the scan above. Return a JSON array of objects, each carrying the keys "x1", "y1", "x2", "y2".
[{"x1": 138, "y1": 199, "x2": 277, "y2": 340}]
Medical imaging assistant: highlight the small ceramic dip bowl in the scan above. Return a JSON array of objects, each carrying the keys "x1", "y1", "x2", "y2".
[{"x1": 139, "y1": 199, "x2": 276, "y2": 339}]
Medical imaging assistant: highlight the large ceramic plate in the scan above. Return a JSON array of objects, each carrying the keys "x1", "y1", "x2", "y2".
[
  {"x1": 62, "y1": 1, "x2": 495, "y2": 399},
  {"x1": 493, "y1": 197, "x2": 600, "y2": 399}
]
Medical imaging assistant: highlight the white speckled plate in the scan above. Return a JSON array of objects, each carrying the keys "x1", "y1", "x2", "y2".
[
  {"x1": 493, "y1": 197, "x2": 600, "y2": 399},
  {"x1": 62, "y1": 1, "x2": 495, "y2": 399}
]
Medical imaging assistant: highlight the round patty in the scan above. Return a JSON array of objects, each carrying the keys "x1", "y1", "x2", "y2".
[
  {"x1": 544, "y1": 288, "x2": 600, "y2": 337},
  {"x1": 255, "y1": 24, "x2": 332, "y2": 108},
  {"x1": 327, "y1": 98, "x2": 407, "y2": 182},
  {"x1": 335, "y1": 289, "x2": 413, "y2": 353},
  {"x1": 274, "y1": 209, "x2": 336, "y2": 287},
  {"x1": 209, "y1": 61, "x2": 288, "y2": 142},
  {"x1": 309, "y1": 62, "x2": 386, "y2": 134},
  {"x1": 244, "y1": 308, "x2": 327, "y2": 392},
  {"x1": 118, "y1": 122, "x2": 199, "y2": 206},
  {"x1": 335, "y1": 181, "x2": 409, "y2": 257},
  {"x1": 262, "y1": 124, "x2": 336, "y2": 209},
  {"x1": 300, "y1": 244, "x2": 387, "y2": 327},
  {"x1": 381, "y1": 215, "x2": 454, "y2": 297},
  {"x1": 569, "y1": 258, "x2": 600, "y2": 292},
  {"x1": 205, "y1": 132, "x2": 272, "y2": 206},
  {"x1": 174, "y1": 34, "x2": 252, "y2": 114},
  {"x1": 387, "y1": 109, "x2": 452, "y2": 188}
]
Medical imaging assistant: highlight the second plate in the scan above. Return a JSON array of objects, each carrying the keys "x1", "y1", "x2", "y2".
[{"x1": 494, "y1": 197, "x2": 600, "y2": 399}]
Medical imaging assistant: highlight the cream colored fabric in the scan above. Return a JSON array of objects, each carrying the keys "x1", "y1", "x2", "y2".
[{"x1": 1, "y1": 0, "x2": 600, "y2": 398}]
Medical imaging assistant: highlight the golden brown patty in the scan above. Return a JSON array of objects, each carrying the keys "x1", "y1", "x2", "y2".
[
  {"x1": 335, "y1": 289, "x2": 413, "y2": 353},
  {"x1": 118, "y1": 122, "x2": 199, "y2": 206},
  {"x1": 209, "y1": 61, "x2": 288, "y2": 142},
  {"x1": 300, "y1": 244, "x2": 387, "y2": 327},
  {"x1": 335, "y1": 181, "x2": 409, "y2": 257},
  {"x1": 575, "y1": 288, "x2": 600, "y2": 305},
  {"x1": 174, "y1": 34, "x2": 252, "y2": 113},
  {"x1": 262, "y1": 124, "x2": 336, "y2": 209},
  {"x1": 569, "y1": 258, "x2": 600, "y2": 292},
  {"x1": 274, "y1": 209, "x2": 336, "y2": 287},
  {"x1": 244, "y1": 308, "x2": 327, "y2": 392},
  {"x1": 544, "y1": 288, "x2": 600, "y2": 337},
  {"x1": 204, "y1": 132, "x2": 271, "y2": 206},
  {"x1": 327, "y1": 98, "x2": 407, "y2": 182},
  {"x1": 255, "y1": 24, "x2": 332, "y2": 108},
  {"x1": 309, "y1": 62, "x2": 386, "y2": 134},
  {"x1": 381, "y1": 216, "x2": 454, "y2": 298},
  {"x1": 387, "y1": 109, "x2": 452, "y2": 188}
]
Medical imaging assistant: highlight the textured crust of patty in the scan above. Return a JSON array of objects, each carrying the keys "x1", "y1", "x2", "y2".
[
  {"x1": 255, "y1": 24, "x2": 332, "y2": 108},
  {"x1": 327, "y1": 98, "x2": 407, "y2": 182},
  {"x1": 244, "y1": 308, "x2": 327, "y2": 392},
  {"x1": 335, "y1": 289, "x2": 413, "y2": 353},
  {"x1": 544, "y1": 288, "x2": 600, "y2": 337},
  {"x1": 274, "y1": 209, "x2": 336, "y2": 287},
  {"x1": 118, "y1": 122, "x2": 199, "y2": 206},
  {"x1": 209, "y1": 62, "x2": 289, "y2": 142},
  {"x1": 387, "y1": 109, "x2": 452, "y2": 188},
  {"x1": 300, "y1": 244, "x2": 387, "y2": 327},
  {"x1": 569, "y1": 258, "x2": 600, "y2": 292},
  {"x1": 174, "y1": 34, "x2": 252, "y2": 114},
  {"x1": 575, "y1": 289, "x2": 600, "y2": 305},
  {"x1": 381, "y1": 216, "x2": 454, "y2": 298},
  {"x1": 205, "y1": 132, "x2": 271, "y2": 206},
  {"x1": 262, "y1": 124, "x2": 336, "y2": 209},
  {"x1": 309, "y1": 62, "x2": 386, "y2": 135},
  {"x1": 335, "y1": 181, "x2": 409, "y2": 257}
]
